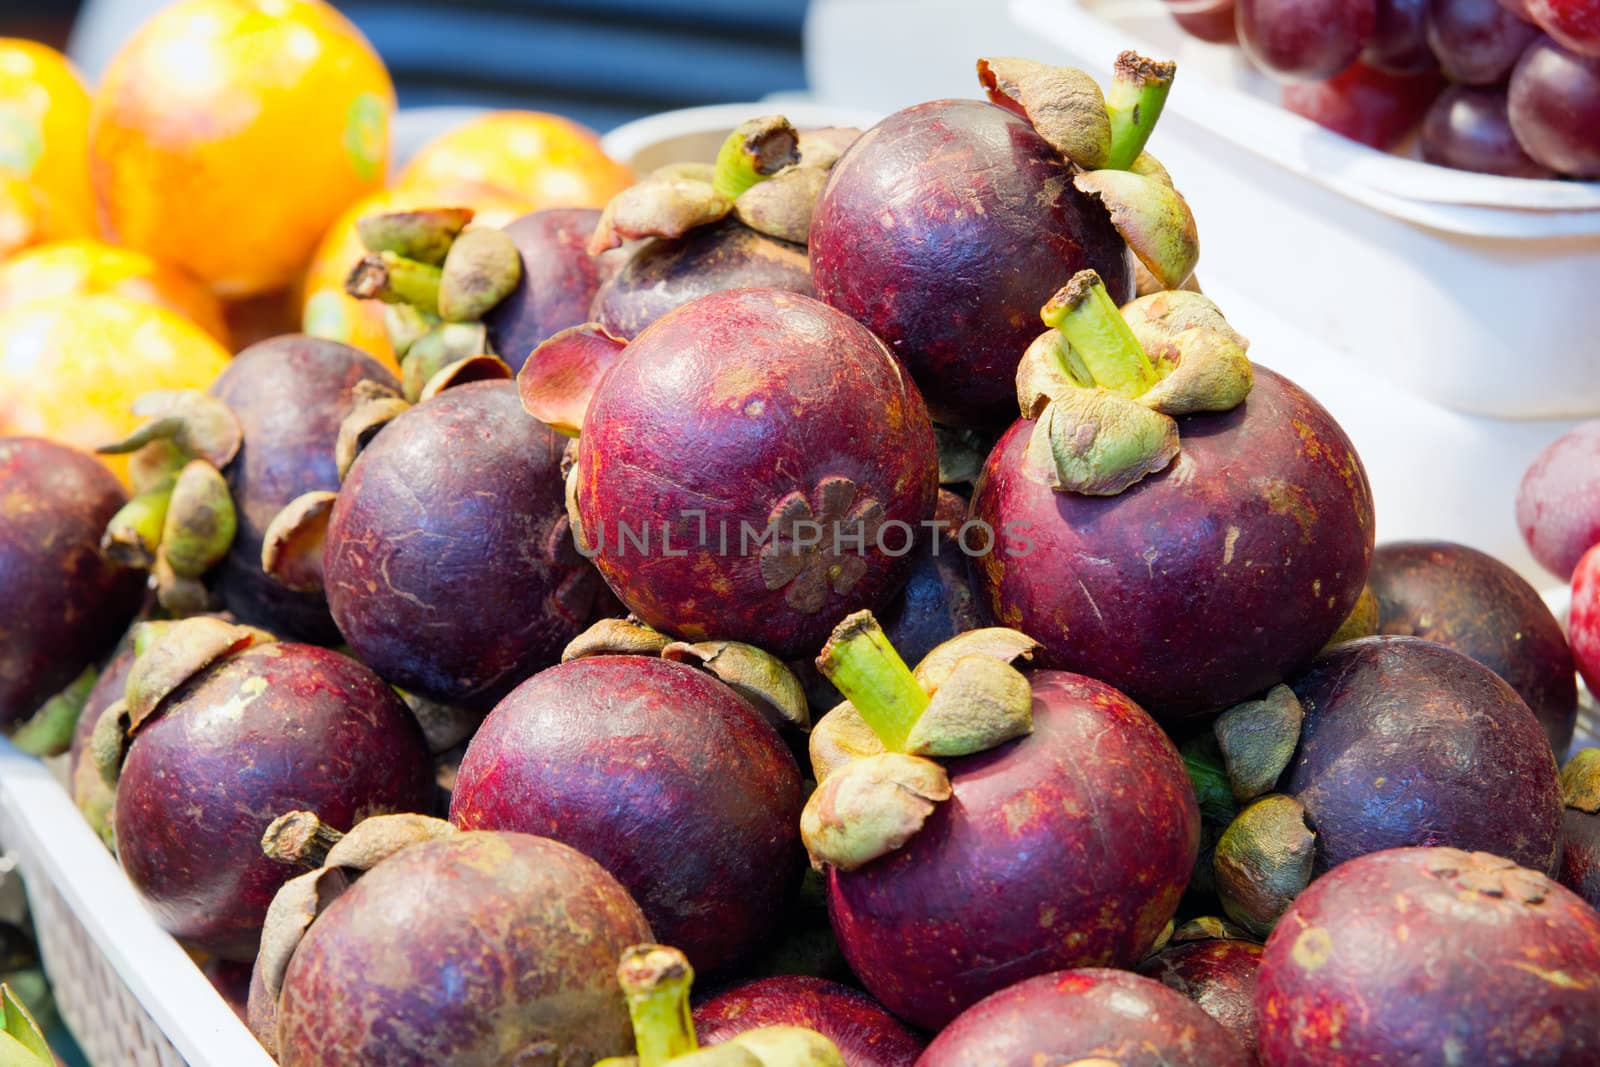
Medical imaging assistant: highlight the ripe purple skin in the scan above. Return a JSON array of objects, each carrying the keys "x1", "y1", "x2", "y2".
[
  {"x1": 971, "y1": 366, "x2": 1375, "y2": 722},
  {"x1": 484, "y1": 208, "x2": 614, "y2": 371},
  {"x1": 1427, "y1": 0, "x2": 1542, "y2": 85},
  {"x1": 810, "y1": 99, "x2": 1134, "y2": 427},
  {"x1": 1256, "y1": 847, "x2": 1600, "y2": 1066},
  {"x1": 1561, "y1": 806, "x2": 1600, "y2": 908},
  {"x1": 590, "y1": 219, "x2": 813, "y2": 340},
  {"x1": 0, "y1": 437, "x2": 142, "y2": 728},
  {"x1": 829, "y1": 670, "x2": 1199, "y2": 1031},
  {"x1": 1364, "y1": 0, "x2": 1436, "y2": 73},
  {"x1": 203, "y1": 958, "x2": 252, "y2": 1024},
  {"x1": 1138, "y1": 939, "x2": 1265, "y2": 1063},
  {"x1": 918, "y1": 968, "x2": 1251, "y2": 1067},
  {"x1": 276, "y1": 832, "x2": 652, "y2": 1067},
  {"x1": 574, "y1": 289, "x2": 939, "y2": 660},
  {"x1": 325, "y1": 381, "x2": 603, "y2": 710},
  {"x1": 693, "y1": 976, "x2": 926, "y2": 1067},
  {"x1": 1510, "y1": 39, "x2": 1600, "y2": 185},
  {"x1": 449, "y1": 655, "x2": 804, "y2": 974},
  {"x1": 1286, "y1": 636, "x2": 1563, "y2": 875},
  {"x1": 1236, "y1": 0, "x2": 1378, "y2": 81},
  {"x1": 1518, "y1": 420, "x2": 1600, "y2": 580},
  {"x1": 1421, "y1": 86, "x2": 1556, "y2": 177},
  {"x1": 114, "y1": 643, "x2": 433, "y2": 960},
  {"x1": 1368, "y1": 540, "x2": 1577, "y2": 757},
  {"x1": 210, "y1": 335, "x2": 400, "y2": 643}
]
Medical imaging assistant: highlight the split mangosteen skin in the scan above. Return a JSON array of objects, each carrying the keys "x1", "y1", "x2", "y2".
[
  {"x1": 1287, "y1": 636, "x2": 1563, "y2": 876},
  {"x1": 485, "y1": 208, "x2": 614, "y2": 371},
  {"x1": 590, "y1": 219, "x2": 812, "y2": 340},
  {"x1": 0, "y1": 437, "x2": 143, "y2": 728},
  {"x1": 325, "y1": 381, "x2": 603, "y2": 710},
  {"x1": 575, "y1": 288, "x2": 939, "y2": 660},
  {"x1": 916, "y1": 967, "x2": 1251, "y2": 1066},
  {"x1": 828, "y1": 670, "x2": 1199, "y2": 1032},
  {"x1": 971, "y1": 365, "x2": 1375, "y2": 722},
  {"x1": 114, "y1": 643, "x2": 433, "y2": 960},
  {"x1": 449, "y1": 655, "x2": 805, "y2": 976},
  {"x1": 276, "y1": 832, "x2": 652, "y2": 1067},
  {"x1": 1368, "y1": 540, "x2": 1578, "y2": 758},
  {"x1": 1137, "y1": 939, "x2": 1264, "y2": 1063},
  {"x1": 693, "y1": 975, "x2": 926, "y2": 1067},
  {"x1": 210, "y1": 335, "x2": 400, "y2": 643},
  {"x1": 1255, "y1": 847, "x2": 1600, "y2": 1066},
  {"x1": 810, "y1": 98, "x2": 1135, "y2": 427}
]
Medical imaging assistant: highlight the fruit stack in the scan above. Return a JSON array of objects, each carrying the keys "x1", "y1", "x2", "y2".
[{"x1": 2, "y1": 1, "x2": 1599, "y2": 1065}]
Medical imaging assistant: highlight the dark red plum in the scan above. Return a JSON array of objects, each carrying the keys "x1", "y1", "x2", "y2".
[
  {"x1": 1368, "y1": 540, "x2": 1576, "y2": 756},
  {"x1": 325, "y1": 380, "x2": 603, "y2": 710},
  {"x1": 1237, "y1": 0, "x2": 1377, "y2": 80},
  {"x1": 1138, "y1": 938, "x2": 1265, "y2": 1062},
  {"x1": 918, "y1": 968, "x2": 1251, "y2": 1066},
  {"x1": 275, "y1": 831, "x2": 651, "y2": 1066},
  {"x1": 1421, "y1": 86, "x2": 1557, "y2": 176},
  {"x1": 572, "y1": 289, "x2": 938, "y2": 659},
  {"x1": 694, "y1": 976, "x2": 925, "y2": 1067},
  {"x1": 0, "y1": 437, "x2": 142, "y2": 730},
  {"x1": 972, "y1": 365, "x2": 1375, "y2": 722},
  {"x1": 483, "y1": 207, "x2": 615, "y2": 371},
  {"x1": 1256, "y1": 847, "x2": 1600, "y2": 1065},
  {"x1": 449, "y1": 655, "x2": 804, "y2": 974},
  {"x1": 828, "y1": 670, "x2": 1198, "y2": 1031},
  {"x1": 1285, "y1": 636, "x2": 1563, "y2": 874},
  {"x1": 810, "y1": 98, "x2": 1134, "y2": 426},
  {"x1": 115, "y1": 639, "x2": 433, "y2": 959},
  {"x1": 210, "y1": 335, "x2": 399, "y2": 642}
]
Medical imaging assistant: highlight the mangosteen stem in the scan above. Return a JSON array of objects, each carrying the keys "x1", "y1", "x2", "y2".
[
  {"x1": 815, "y1": 611, "x2": 930, "y2": 753},
  {"x1": 711, "y1": 116, "x2": 801, "y2": 201},
  {"x1": 1041, "y1": 271, "x2": 1159, "y2": 399},
  {"x1": 1105, "y1": 51, "x2": 1177, "y2": 171},
  {"x1": 344, "y1": 252, "x2": 442, "y2": 314},
  {"x1": 10, "y1": 664, "x2": 97, "y2": 757},
  {"x1": 262, "y1": 810, "x2": 346, "y2": 869},
  {"x1": 615, "y1": 944, "x2": 698, "y2": 1066}
]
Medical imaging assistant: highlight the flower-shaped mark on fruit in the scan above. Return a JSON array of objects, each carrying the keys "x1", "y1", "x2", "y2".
[{"x1": 760, "y1": 476, "x2": 885, "y2": 613}]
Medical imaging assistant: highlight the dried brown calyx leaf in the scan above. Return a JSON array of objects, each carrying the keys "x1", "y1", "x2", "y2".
[
  {"x1": 401, "y1": 321, "x2": 494, "y2": 402},
  {"x1": 564, "y1": 617, "x2": 673, "y2": 661},
  {"x1": 124, "y1": 617, "x2": 275, "y2": 733},
  {"x1": 1024, "y1": 388, "x2": 1180, "y2": 495},
  {"x1": 417, "y1": 353, "x2": 513, "y2": 403},
  {"x1": 323, "y1": 813, "x2": 457, "y2": 871},
  {"x1": 912, "y1": 627, "x2": 1042, "y2": 695},
  {"x1": 1121, "y1": 290, "x2": 1252, "y2": 417},
  {"x1": 96, "y1": 390, "x2": 244, "y2": 470},
  {"x1": 977, "y1": 56, "x2": 1111, "y2": 170},
  {"x1": 733, "y1": 165, "x2": 828, "y2": 245},
  {"x1": 1213, "y1": 794, "x2": 1316, "y2": 938},
  {"x1": 260, "y1": 491, "x2": 337, "y2": 593},
  {"x1": 256, "y1": 867, "x2": 350, "y2": 1002},
  {"x1": 589, "y1": 178, "x2": 733, "y2": 255},
  {"x1": 1562, "y1": 749, "x2": 1600, "y2": 813},
  {"x1": 796, "y1": 126, "x2": 861, "y2": 170},
  {"x1": 662, "y1": 640, "x2": 810, "y2": 731},
  {"x1": 1213, "y1": 684, "x2": 1305, "y2": 803},
  {"x1": 336, "y1": 380, "x2": 410, "y2": 480},
  {"x1": 903, "y1": 655, "x2": 1032, "y2": 757},
  {"x1": 1073, "y1": 169, "x2": 1199, "y2": 293},
  {"x1": 438, "y1": 227, "x2": 523, "y2": 322},
  {"x1": 809, "y1": 701, "x2": 887, "y2": 785},
  {"x1": 800, "y1": 752, "x2": 952, "y2": 871}
]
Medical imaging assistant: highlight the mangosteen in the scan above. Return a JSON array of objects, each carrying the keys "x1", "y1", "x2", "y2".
[
  {"x1": 0, "y1": 437, "x2": 143, "y2": 739},
  {"x1": 801, "y1": 612, "x2": 1198, "y2": 1031},
  {"x1": 104, "y1": 617, "x2": 433, "y2": 959},
  {"x1": 918, "y1": 968, "x2": 1251, "y2": 1066},
  {"x1": 1559, "y1": 749, "x2": 1600, "y2": 909},
  {"x1": 971, "y1": 273, "x2": 1374, "y2": 722},
  {"x1": 1137, "y1": 921, "x2": 1264, "y2": 1063},
  {"x1": 67, "y1": 637, "x2": 137, "y2": 844},
  {"x1": 449, "y1": 629, "x2": 806, "y2": 975},
  {"x1": 811, "y1": 54, "x2": 1205, "y2": 425},
  {"x1": 482, "y1": 207, "x2": 620, "y2": 371},
  {"x1": 1367, "y1": 539, "x2": 1578, "y2": 758},
  {"x1": 1255, "y1": 847, "x2": 1600, "y2": 1065},
  {"x1": 203, "y1": 958, "x2": 251, "y2": 1024},
  {"x1": 693, "y1": 976, "x2": 926, "y2": 1067}
]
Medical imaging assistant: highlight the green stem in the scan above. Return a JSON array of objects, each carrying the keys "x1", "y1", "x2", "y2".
[
  {"x1": 1105, "y1": 51, "x2": 1176, "y2": 171},
  {"x1": 344, "y1": 252, "x2": 442, "y2": 314},
  {"x1": 10, "y1": 665, "x2": 97, "y2": 757},
  {"x1": 616, "y1": 945, "x2": 698, "y2": 1067},
  {"x1": 712, "y1": 116, "x2": 800, "y2": 201},
  {"x1": 101, "y1": 479, "x2": 175, "y2": 568},
  {"x1": 815, "y1": 611, "x2": 930, "y2": 752},
  {"x1": 1041, "y1": 271, "x2": 1159, "y2": 398}
]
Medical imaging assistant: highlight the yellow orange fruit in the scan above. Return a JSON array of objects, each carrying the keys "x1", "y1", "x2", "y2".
[
  {"x1": 0, "y1": 294, "x2": 233, "y2": 483},
  {"x1": 0, "y1": 174, "x2": 92, "y2": 260},
  {"x1": 0, "y1": 39, "x2": 96, "y2": 237},
  {"x1": 89, "y1": 0, "x2": 394, "y2": 297},
  {"x1": 0, "y1": 238, "x2": 229, "y2": 345}
]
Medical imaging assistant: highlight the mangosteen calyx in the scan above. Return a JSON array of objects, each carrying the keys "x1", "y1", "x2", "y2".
[
  {"x1": 1170, "y1": 915, "x2": 1255, "y2": 944},
  {"x1": 438, "y1": 229, "x2": 522, "y2": 323},
  {"x1": 1018, "y1": 271, "x2": 1251, "y2": 496},
  {"x1": 801, "y1": 752, "x2": 952, "y2": 873},
  {"x1": 1563, "y1": 749, "x2": 1600, "y2": 814},
  {"x1": 8, "y1": 664, "x2": 97, "y2": 758},
  {"x1": 1213, "y1": 685, "x2": 1305, "y2": 803},
  {"x1": 1105, "y1": 52, "x2": 1178, "y2": 170},
  {"x1": 356, "y1": 207, "x2": 473, "y2": 266},
  {"x1": 123, "y1": 617, "x2": 275, "y2": 734},
  {"x1": 260, "y1": 491, "x2": 336, "y2": 594},
  {"x1": 335, "y1": 380, "x2": 410, "y2": 480},
  {"x1": 978, "y1": 56, "x2": 1113, "y2": 170},
  {"x1": 0, "y1": 982, "x2": 54, "y2": 1067},
  {"x1": 1213, "y1": 793, "x2": 1316, "y2": 938},
  {"x1": 518, "y1": 322, "x2": 629, "y2": 437}
]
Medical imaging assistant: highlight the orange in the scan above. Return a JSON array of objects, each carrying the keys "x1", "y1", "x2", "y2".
[
  {"x1": 398, "y1": 111, "x2": 633, "y2": 213},
  {"x1": 0, "y1": 239, "x2": 229, "y2": 345},
  {"x1": 89, "y1": 0, "x2": 394, "y2": 298},
  {"x1": 0, "y1": 294, "x2": 233, "y2": 484},
  {"x1": 0, "y1": 174, "x2": 92, "y2": 260},
  {"x1": 0, "y1": 39, "x2": 96, "y2": 239}
]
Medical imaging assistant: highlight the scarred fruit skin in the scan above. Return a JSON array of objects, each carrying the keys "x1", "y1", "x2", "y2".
[
  {"x1": 483, "y1": 208, "x2": 614, "y2": 371},
  {"x1": 574, "y1": 289, "x2": 938, "y2": 660},
  {"x1": 0, "y1": 437, "x2": 143, "y2": 727},
  {"x1": 1286, "y1": 636, "x2": 1563, "y2": 875},
  {"x1": 1368, "y1": 540, "x2": 1577, "y2": 757},
  {"x1": 971, "y1": 366, "x2": 1375, "y2": 722},
  {"x1": 276, "y1": 832, "x2": 652, "y2": 1067},
  {"x1": 326, "y1": 381, "x2": 603, "y2": 710},
  {"x1": 450, "y1": 655, "x2": 804, "y2": 975},
  {"x1": 810, "y1": 99, "x2": 1134, "y2": 427},
  {"x1": 210, "y1": 334, "x2": 399, "y2": 642},
  {"x1": 694, "y1": 976, "x2": 926, "y2": 1067},
  {"x1": 917, "y1": 968, "x2": 1251, "y2": 1066},
  {"x1": 114, "y1": 643, "x2": 433, "y2": 960},
  {"x1": 1255, "y1": 847, "x2": 1600, "y2": 1066},
  {"x1": 828, "y1": 670, "x2": 1199, "y2": 1031},
  {"x1": 1138, "y1": 939, "x2": 1265, "y2": 1063}
]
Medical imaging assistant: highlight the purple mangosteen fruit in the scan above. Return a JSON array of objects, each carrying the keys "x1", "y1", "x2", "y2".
[
  {"x1": 693, "y1": 976, "x2": 926, "y2": 1067},
  {"x1": 1255, "y1": 847, "x2": 1600, "y2": 1065},
  {"x1": 482, "y1": 207, "x2": 618, "y2": 371},
  {"x1": 1558, "y1": 749, "x2": 1600, "y2": 908},
  {"x1": 1138, "y1": 924, "x2": 1265, "y2": 1063},
  {"x1": 917, "y1": 968, "x2": 1251, "y2": 1066},
  {"x1": 1368, "y1": 539, "x2": 1577, "y2": 757}
]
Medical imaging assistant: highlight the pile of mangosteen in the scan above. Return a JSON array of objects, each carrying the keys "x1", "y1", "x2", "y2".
[{"x1": 4, "y1": 48, "x2": 1600, "y2": 1067}]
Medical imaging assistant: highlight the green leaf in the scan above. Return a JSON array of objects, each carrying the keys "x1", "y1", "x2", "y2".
[{"x1": 0, "y1": 985, "x2": 51, "y2": 1065}]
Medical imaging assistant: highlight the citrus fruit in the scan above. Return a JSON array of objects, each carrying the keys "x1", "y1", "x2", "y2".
[{"x1": 0, "y1": 38, "x2": 95, "y2": 237}]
